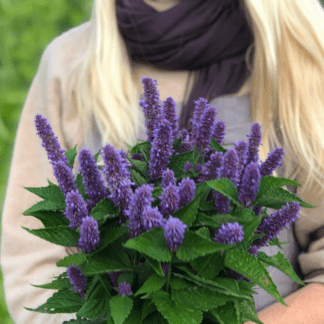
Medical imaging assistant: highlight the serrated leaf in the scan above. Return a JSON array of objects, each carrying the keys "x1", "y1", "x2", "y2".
[
  {"x1": 23, "y1": 199, "x2": 66, "y2": 215},
  {"x1": 210, "y1": 138, "x2": 227, "y2": 153},
  {"x1": 131, "y1": 167, "x2": 148, "y2": 186},
  {"x1": 24, "y1": 185, "x2": 65, "y2": 204},
  {"x1": 135, "y1": 273, "x2": 167, "y2": 296},
  {"x1": 268, "y1": 236, "x2": 288, "y2": 248},
  {"x1": 145, "y1": 256, "x2": 165, "y2": 277},
  {"x1": 172, "y1": 136, "x2": 183, "y2": 151},
  {"x1": 195, "y1": 182, "x2": 212, "y2": 204},
  {"x1": 238, "y1": 298, "x2": 264, "y2": 324},
  {"x1": 123, "y1": 227, "x2": 172, "y2": 262},
  {"x1": 26, "y1": 211, "x2": 69, "y2": 227},
  {"x1": 141, "y1": 300, "x2": 158, "y2": 323},
  {"x1": 190, "y1": 252, "x2": 223, "y2": 280},
  {"x1": 22, "y1": 226, "x2": 79, "y2": 246},
  {"x1": 123, "y1": 298, "x2": 142, "y2": 324},
  {"x1": 194, "y1": 227, "x2": 211, "y2": 240},
  {"x1": 209, "y1": 302, "x2": 240, "y2": 324},
  {"x1": 206, "y1": 178, "x2": 243, "y2": 207},
  {"x1": 92, "y1": 225, "x2": 128, "y2": 255},
  {"x1": 171, "y1": 286, "x2": 231, "y2": 312},
  {"x1": 56, "y1": 253, "x2": 87, "y2": 267},
  {"x1": 118, "y1": 272, "x2": 134, "y2": 287},
  {"x1": 170, "y1": 277, "x2": 193, "y2": 290},
  {"x1": 254, "y1": 187, "x2": 315, "y2": 209},
  {"x1": 173, "y1": 194, "x2": 200, "y2": 227},
  {"x1": 85, "y1": 276, "x2": 112, "y2": 301},
  {"x1": 257, "y1": 251, "x2": 305, "y2": 286},
  {"x1": 138, "y1": 142, "x2": 151, "y2": 162},
  {"x1": 199, "y1": 201, "x2": 215, "y2": 211},
  {"x1": 110, "y1": 295, "x2": 133, "y2": 324},
  {"x1": 176, "y1": 230, "x2": 231, "y2": 261},
  {"x1": 24, "y1": 289, "x2": 83, "y2": 314},
  {"x1": 142, "y1": 312, "x2": 169, "y2": 324},
  {"x1": 154, "y1": 291, "x2": 203, "y2": 324},
  {"x1": 192, "y1": 212, "x2": 241, "y2": 228},
  {"x1": 84, "y1": 255, "x2": 129, "y2": 276},
  {"x1": 65, "y1": 145, "x2": 78, "y2": 168},
  {"x1": 169, "y1": 150, "x2": 200, "y2": 179},
  {"x1": 130, "y1": 141, "x2": 151, "y2": 155},
  {"x1": 90, "y1": 198, "x2": 120, "y2": 221},
  {"x1": 224, "y1": 250, "x2": 287, "y2": 306},
  {"x1": 93, "y1": 149, "x2": 101, "y2": 162},
  {"x1": 127, "y1": 157, "x2": 150, "y2": 179},
  {"x1": 152, "y1": 187, "x2": 163, "y2": 199},
  {"x1": 31, "y1": 276, "x2": 70, "y2": 290},
  {"x1": 77, "y1": 296, "x2": 110, "y2": 320}
]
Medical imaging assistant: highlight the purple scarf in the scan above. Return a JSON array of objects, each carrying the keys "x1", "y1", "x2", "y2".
[{"x1": 116, "y1": 0, "x2": 254, "y2": 129}]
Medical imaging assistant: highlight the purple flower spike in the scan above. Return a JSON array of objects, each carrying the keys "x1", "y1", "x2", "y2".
[
  {"x1": 159, "y1": 184, "x2": 180, "y2": 216},
  {"x1": 248, "y1": 245, "x2": 259, "y2": 257},
  {"x1": 34, "y1": 114, "x2": 69, "y2": 165},
  {"x1": 234, "y1": 141, "x2": 248, "y2": 178},
  {"x1": 161, "y1": 169, "x2": 176, "y2": 188},
  {"x1": 149, "y1": 116, "x2": 173, "y2": 180},
  {"x1": 109, "y1": 271, "x2": 122, "y2": 287},
  {"x1": 200, "y1": 152, "x2": 223, "y2": 181},
  {"x1": 184, "y1": 162, "x2": 193, "y2": 173},
  {"x1": 140, "y1": 77, "x2": 163, "y2": 142},
  {"x1": 238, "y1": 162, "x2": 261, "y2": 207},
  {"x1": 220, "y1": 149, "x2": 239, "y2": 186},
  {"x1": 126, "y1": 184, "x2": 154, "y2": 237},
  {"x1": 161, "y1": 263, "x2": 169, "y2": 276},
  {"x1": 178, "y1": 178, "x2": 196, "y2": 208},
  {"x1": 164, "y1": 216, "x2": 187, "y2": 253},
  {"x1": 79, "y1": 149, "x2": 107, "y2": 206},
  {"x1": 246, "y1": 123, "x2": 262, "y2": 164},
  {"x1": 142, "y1": 206, "x2": 164, "y2": 232},
  {"x1": 163, "y1": 97, "x2": 180, "y2": 140},
  {"x1": 195, "y1": 164, "x2": 203, "y2": 173},
  {"x1": 67, "y1": 265, "x2": 87, "y2": 300},
  {"x1": 101, "y1": 144, "x2": 133, "y2": 211},
  {"x1": 64, "y1": 190, "x2": 88, "y2": 229},
  {"x1": 195, "y1": 107, "x2": 217, "y2": 151},
  {"x1": 260, "y1": 147, "x2": 285, "y2": 177},
  {"x1": 213, "y1": 222, "x2": 244, "y2": 244},
  {"x1": 191, "y1": 98, "x2": 209, "y2": 141},
  {"x1": 254, "y1": 202, "x2": 300, "y2": 247},
  {"x1": 118, "y1": 282, "x2": 132, "y2": 296},
  {"x1": 178, "y1": 129, "x2": 193, "y2": 153},
  {"x1": 213, "y1": 120, "x2": 226, "y2": 145},
  {"x1": 214, "y1": 192, "x2": 231, "y2": 214},
  {"x1": 131, "y1": 153, "x2": 143, "y2": 161},
  {"x1": 78, "y1": 216, "x2": 100, "y2": 253},
  {"x1": 53, "y1": 160, "x2": 77, "y2": 196}
]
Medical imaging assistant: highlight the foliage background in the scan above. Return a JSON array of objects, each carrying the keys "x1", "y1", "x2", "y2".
[
  {"x1": 0, "y1": 0, "x2": 323, "y2": 323},
  {"x1": 0, "y1": 1, "x2": 92, "y2": 322}
]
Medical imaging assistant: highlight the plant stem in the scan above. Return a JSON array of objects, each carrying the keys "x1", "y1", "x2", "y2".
[
  {"x1": 196, "y1": 254, "x2": 213, "y2": 276},
  {"x1": 166, "y1": 256, "x2": 173, "y2": 293}
]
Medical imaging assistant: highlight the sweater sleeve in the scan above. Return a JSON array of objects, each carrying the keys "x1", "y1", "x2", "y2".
[
  {"x1": 0, "y1": 43, "x2": 77, "y2": 323},
  {"x1": 294, "y1": 168, "x2": 324, "y2": 287}
]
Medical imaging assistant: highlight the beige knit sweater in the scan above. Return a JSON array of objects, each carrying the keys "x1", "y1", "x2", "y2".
[{"x1": 2, "y1": 21, "x2": 324, "y2": 323}]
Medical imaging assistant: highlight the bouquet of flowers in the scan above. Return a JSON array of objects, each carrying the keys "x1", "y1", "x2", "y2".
[{"x1": 23, "y1": 77, "x2": 313, "y2": 324}]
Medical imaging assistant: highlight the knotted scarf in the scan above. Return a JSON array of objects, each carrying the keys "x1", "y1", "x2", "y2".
[{"x1": 116, "y1": 0, "x2": 254, "y2": 129}]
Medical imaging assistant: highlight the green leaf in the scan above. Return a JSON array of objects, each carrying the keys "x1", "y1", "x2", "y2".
[
  {"x1": 56, "y1": 253, "x2": 87, "y2": 267},
  {"x1": 192, "y1": 212, "x2": 242, "y2": 228},
  {"x1": 142, "y1": 312, "x2": 169, "y2": 324},
  {"x1": 224, "y1": 249, "x2": 287, "y2": 306},
  {"x1": 22, "y1": 226, "x2": 79, "y2": 247},
  {"x1": 257, "y1": 251, "x2": 305, "y2": 286},
  {"x1": 190, "y1": 252, "x2": 224, "y2": 280},
  {"x1": 31, "y1": 276, "x2": 70, "y2": 290},
  {"x1": 117, "y1": 272, "x2": 134, "y2": 287},
  {"x1": 171, "y1": 286, "x2": 232, "y2": 312},
  {"x1": 23, "y1": 199, "x2": 66, "y2": 215},
  {"x1": 24, "y1": 289, "x2": 83, "y2": 314},
  {"x1": 90, "y1": 198, "x2": 120, "y2": 221},
  {"x1": 206, "y1": 178, "x2": 243, "y2": 207},
  {"x1": 210, "y1": 138, "x2": 227, "y2": 153},
  {"x1": 194, "y1": 227, "x2": 211, "y2": 240},
  {"x1": 127, "y1": 157, "x2": 150, "y2": 180},
  {"x1": 256, "y1": 176, "x2": 301, "y2": 201},
  {"x1": 153, "y1": 291, "x2": 203, "y2": 324},
  {"x1": 77, "y1": 295, "x2": 110, "y2": 320},
  {"x1": 63, "y1": 320, "x2": 107, "y2": 324},
  {"x1": 135, "y1": 273, "x2": 166, "y2": 296},
  {"x1": 130, "y1": 167, "x2": 148, "y2": 187},
  {"x1": 93, "y1": 225, "x2": 128, "y2": 255},
  {"x1": 130, "y1": 142, "x2": 151, "y2": 156},
  {"x1": 24, "y1": 184, "x2": 65, "y2": 204},
  {"x1": 123, "y1": 298, "x2": 142, "y2": 324},
  {"x1": 109, "y1": 295, "x2": 133, "y2": 324},
  {"x1": 172, "y1": 136, "x2": 183, "y2": 151},
  {"x1": 25, "y1": 211, "x2": 69, "y2": 227},
  {"x1": 152, "y1": 187, "x2": 163, "y2": 199},
  {"x1": 138, "y1": 142, "x2": 151, "y2": 162},
  {"x1": 170, "y1": 277, "x2": 193, "y2": 290},
  {"x1": 176, "y1": 230, "x2": 232, "y2": 261},
  {"x1": 145, "y1": 256, "x2": 165, "y2": 277},
  {"x1": 238, "y1": 299, "x2": 264, "y2": 324},
  {"x1": 195, "y1": 182, "x2": 212, "y2": 204},
  {"x1": 65, "y1": 145, "x2": 78, "y2": 168},
  {"x1": 169, "y1": 150, "x2": 200, "y2": 179},
  {"x1": 85, "y1": 276, "x2": 112, "y2": 301},
  {"x1": 268, "y1": 236, "x2": 288, "y2": 248},
  {"x1": 254, "y1": 187, "x2": 315, "y2": 209},
  {"x1": 141, "y1": 300, "x2": 158, "y2": 323},
  {"x1": 123, "y1": 227, "x2": 172, "y2": 262},
  {"x1": 93, "y1": 149, "x2": 101, "y2": 162},
  {"x1": 209, "y1": 302, "x2": 240, "y2": 324},
  {"x1": 172, "y1": 194, "x2": 200, "y2": 227},
  {"x1": 76, "y1": 173, "x2": 89, "y2": 201}
]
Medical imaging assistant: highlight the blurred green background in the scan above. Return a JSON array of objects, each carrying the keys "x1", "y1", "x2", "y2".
[
  {"x1": 1, "y1": 0, "x2": 324, "y2": 323},
  {"x1": 0, "y1": 0, "x2": 92, "y2": 322}
]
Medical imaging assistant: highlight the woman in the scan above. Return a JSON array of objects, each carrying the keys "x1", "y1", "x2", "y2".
[{"x1": 2, "y1": 0, "x2": 324, "y2": 322}]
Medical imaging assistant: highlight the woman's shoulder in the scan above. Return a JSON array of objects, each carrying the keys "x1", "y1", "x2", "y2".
[{"x1": 40, "y1": 21, "x2": 93, "y2": 79}]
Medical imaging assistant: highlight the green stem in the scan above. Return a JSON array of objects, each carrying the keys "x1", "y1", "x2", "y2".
[
  {"x1": 99, "y1": 276, "x2": 111, "y2": 298},
  {"x1": 166, "y1": 256, "x2": 173, "y2": 293},
  {"x1": 196, "y1": 254, "x2": 213, "y2": 276}
]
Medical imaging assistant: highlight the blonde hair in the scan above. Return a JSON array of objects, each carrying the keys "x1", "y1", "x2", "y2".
[{"x1": 67, "y1": 0, "x2": 324, "y2": 200}]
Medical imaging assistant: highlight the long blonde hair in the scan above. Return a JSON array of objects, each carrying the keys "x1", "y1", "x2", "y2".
[{"x1": 66, "y1": 0, "x2": 324, "y2": 200}]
